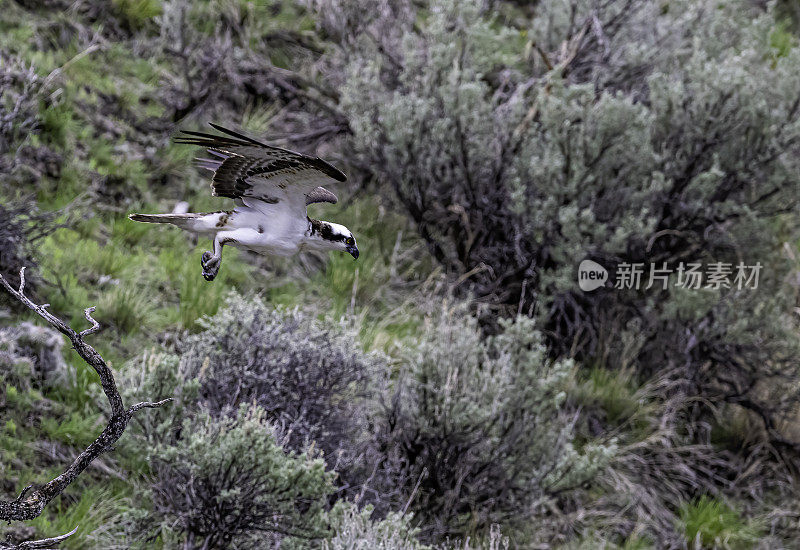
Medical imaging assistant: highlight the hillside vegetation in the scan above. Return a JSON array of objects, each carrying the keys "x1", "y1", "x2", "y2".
[{"x1": 1, "y1": 0, "x2": 800, "y2": 548}]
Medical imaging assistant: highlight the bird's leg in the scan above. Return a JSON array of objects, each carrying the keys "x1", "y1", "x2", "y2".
[
  {"x1": 201, "y1": 229, "x2": 263, "y2": 282},
  {"x1": 200, "y1": 251, "x2": 219, "y2": 281},
  {"x1": 201, "y1": 234, "x2": 225, "y2": 281}
]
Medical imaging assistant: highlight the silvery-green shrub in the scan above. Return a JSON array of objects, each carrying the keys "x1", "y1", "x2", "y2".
[
  {"x1": 323, "y1": 503, "x2": 428, "y2": 550},
  {"x1": 336, "y1": 0, "x2": 800, "y2": 443},
  {"x1": 144, "y1": 405, "x2": 335, "y2": 549},
  {"x1": 123, "y1": 296, "x2": 614, "y2": 544},
  {"x1": 371, "y1": 303, "x2": 616, "y2": 542},
  {"x1": 127, "y1": 294, "x2": 382, "y2": 470},
  {"x1": 121, "y1": 294, "x2": 389, "y2": 525}
]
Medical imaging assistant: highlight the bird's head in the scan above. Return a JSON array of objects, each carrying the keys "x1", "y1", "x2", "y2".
[{"x1": 309, "y1": 220, "x2": 359, "y2": 259}]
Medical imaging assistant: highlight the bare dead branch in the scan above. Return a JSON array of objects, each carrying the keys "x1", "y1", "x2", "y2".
[
  {"x1": 128, "y1": 398, "x2": 174, "y2": 414},
  {"x1": 13, "y1": 486, "x2": 33, "y2": 503},
  {"x1": 0, "y1": 526, "x2": 79, "y2": 550},
  {"x1": 531, "y1": 42, "x2": 554, "y2": 71},
  {"x1": 17, "y1": 266, "x2": 25, "y2": 294},
  {"x1": 79, "y1": 306, "x2": 100, "y2": 337},
  {"x1": 0, "y1": 269, "x2": 172, "y2": 523}
]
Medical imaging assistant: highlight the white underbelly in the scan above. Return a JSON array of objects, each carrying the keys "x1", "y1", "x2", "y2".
[
  {"x1": 193, "y1": 205, "x2": 307, "y2": 258},
  {"x1": 234, "y1": 240, "x2": 299, "y2": 257}
]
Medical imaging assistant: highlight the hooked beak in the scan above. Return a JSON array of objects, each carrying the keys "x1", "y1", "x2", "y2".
[{"x1": 347, "y1": 245, "x2": 359, "y2": 260}]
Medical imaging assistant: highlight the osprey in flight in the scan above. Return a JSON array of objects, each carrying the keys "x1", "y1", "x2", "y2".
[{"x1": 129, "y1": 123, "x2": 358, "y2": 281}]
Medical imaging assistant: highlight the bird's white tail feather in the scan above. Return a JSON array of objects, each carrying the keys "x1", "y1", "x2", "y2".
[
  {"x1": 129, "y1": 211, "x2": 232, "y2": 235},
  {"x1": 129, "y1": 213, "x2": 199, "y2": 229}
]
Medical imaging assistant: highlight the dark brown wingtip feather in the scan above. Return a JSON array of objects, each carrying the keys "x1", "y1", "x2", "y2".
[
  {"x1": 329, "y1": 165, "x2": 347, "y2": 182},
  {"x1": 175, "y1": 129, "x2": 250, "y2": 148},
  {"x1": 208, "y1": 123, "x2": 268, "y2": 147},
  {"x1": 176, "y1": 123, "x2": 348, "y2": 181},
  {"x1": 309, "y1": 158, "x2": 347, "y2": 182}
]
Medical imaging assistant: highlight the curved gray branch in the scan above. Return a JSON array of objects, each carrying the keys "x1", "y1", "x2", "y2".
[
  {"x1": 0, "y1": 269, "x2": 172, "y2": 524},
  {"x1": 0, "y1": 526, "x2": 79, "y2": 549},
  {"x1": 79, "y1": 306, "x2": 100, "y2": 337},
  {"x1": 128, "y1": 398, "x2": 174, "y2": 414}
]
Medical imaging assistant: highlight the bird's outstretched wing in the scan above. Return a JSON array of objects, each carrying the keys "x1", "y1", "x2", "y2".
[{"x1": 175, "y1": 123, "x2": 344, "y2": 208}]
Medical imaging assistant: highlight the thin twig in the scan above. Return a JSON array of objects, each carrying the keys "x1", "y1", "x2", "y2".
[
  {"x1": 42, "y1": 43, "x2": 102, "y2": 88},
  {"x1": 128, "y1": 398, "x2": 174, "y2": 414},
  {"x1": 402, "y1": 467, "x2": 428, "y2": 515},
  {"x1": 79, "y1": 306, "x2": 100, "y2": 337}
]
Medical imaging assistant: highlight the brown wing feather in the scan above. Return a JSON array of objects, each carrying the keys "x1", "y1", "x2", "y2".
[{"x1": 175, "y1": 123, "x2": 346, "y2": 202}]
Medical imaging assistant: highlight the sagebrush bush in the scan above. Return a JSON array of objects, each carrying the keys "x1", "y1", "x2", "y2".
[
  {"x1": 335, "y1": 0, "x2": 800, "y2": 483},
  {"x1": 371, "y1": 302, "x2": 616, "y2": 543},
  {"x1": 0, "y1": 53, "x2": 62, "y2": 190},
  {"x1": 323, "y1": 503, "x2": 428, "y2": 550},
  {"x1": 0, "y1": 322, "x2": 69, "y2": 390},
  {"x1": 140, "y1": 405, "x2": 335, "y2": 549},
  {"x1": 122, "y1": 295, "x2": 614, "y2": 545},
  {"x1": 0, "y1": 201, "x2": 55, "y2": 310},
  {"x1": 178, "y1": 295, "x2": 381, "y2": 475},
  {"x1": 0, "y1": 54, "x2": 42, "y2": 160},
  {"x1": 119, "y1": 295, "x2": 392, "y2": 545},
  {"x1": 0, "y1": 54, "x2": 58, "y2": 306}
]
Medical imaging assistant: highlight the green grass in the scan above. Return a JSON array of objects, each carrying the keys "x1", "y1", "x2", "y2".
[
  {"x1": 710, "y1": 405, "x2": 763, "y2": 453},
  {"x1": 563, "y1": 532, "x2": 654, "y2": 549},
  {"x1": 28, "y1": 486, "x2": 131, "y2": 550},
  {"x1": 83, "y1": 241, "x2": 130, "y2": 279},
  {"x1": 185, "y1": 0, "x2": 316, "y2": 52},
  {"x1": 39, "y1": 102, "x2": 80, "y2": 151},
  {"x1": 47, "y1": 353, "x2": 106, "y2": 411},
  {"x1": 111, "y1": 0, "x2": 163, "y2": 30},
  {"x1": 98, "y1": 285, "x2": 155, "y2": 334},
  {"x1": 572, "y1": 366, "x2": 645, "y2": 427},
  {"x1": 770, "y1": 19, "x2": 797, "y2": 60},
  {"x1": 620, "y1": 535, "x2": 654, "y2": 550},
  {"x1": 37, "y1": 210, "x2": 258, "y2": 332},
  {"x1": 172, "y1": 244, "x2": 251, "y2": 329},
  {"x1": 678, "y1": 496, "x2": 762, "y2": 549},
  {"x1": 40, "y1": 411, "x2": 102, "y2": 447}
]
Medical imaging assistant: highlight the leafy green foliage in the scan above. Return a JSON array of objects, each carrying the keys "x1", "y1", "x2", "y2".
[
  {"x1": 28, "y1": 488, "x2": 129, "y2": 550},
  {"x1": 111, "y1": 0, "x2": 163, "y2": 30},
  {"x1": 573, "y1": 367, "x2": 645, "y2": 428},
  {"x1": 39, "y1": 411, "x2": 100, "y2": 447}
]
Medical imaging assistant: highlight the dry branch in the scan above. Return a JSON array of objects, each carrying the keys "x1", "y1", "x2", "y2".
[
  {"x1": 0, "y1": 526, "x2": 78, "y2": 550},
  {"x1": 0, "y1": 268, "x2": 172, "y2": 537}
]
